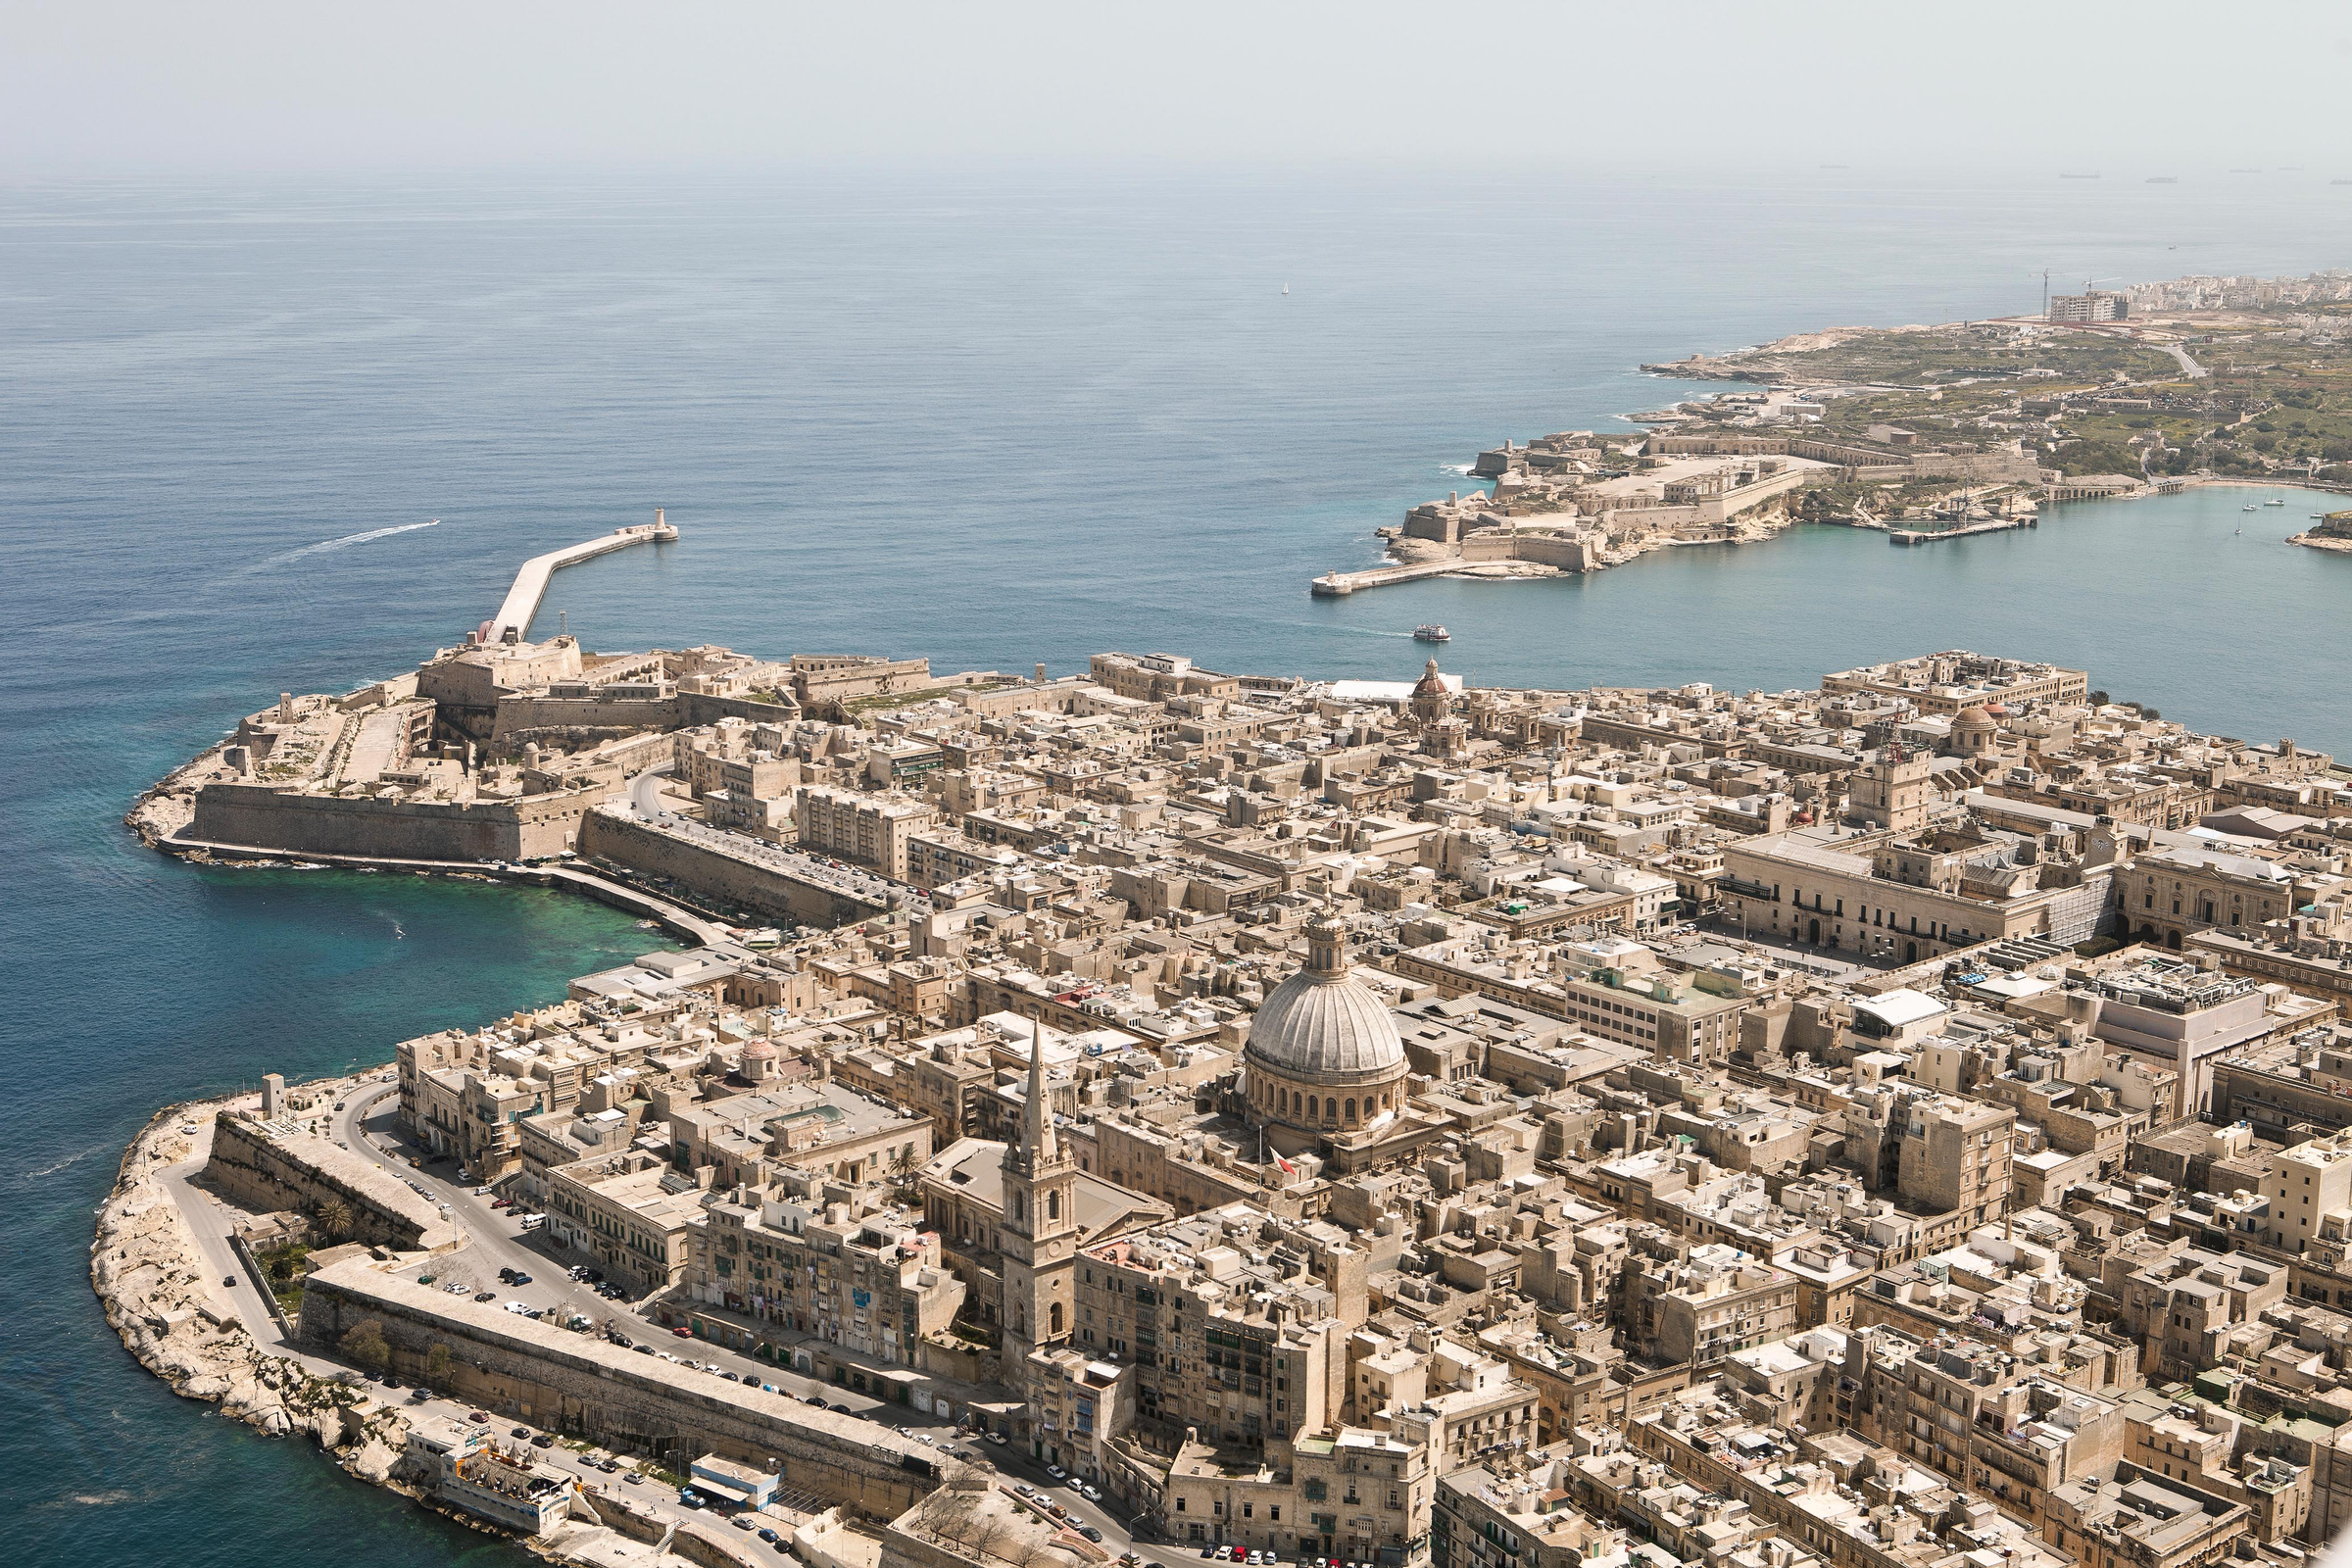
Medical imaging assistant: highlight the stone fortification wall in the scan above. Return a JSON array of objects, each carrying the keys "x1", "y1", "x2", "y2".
[
  {"x1": 1907, "y1": 450, "x2": 2043, "y2": 484},
  {"x1": 300, "y1": 1261, "x2": 938, "y2": 1516},
  {"x1": 580, "y1": 809, "x2": 887, "y2": 927},
  {"x1": 190, "y1": 780, "x2": 596, "y2": 860},
  {"x1": 490, "y1": 695, "x2": 679, "y2": 743},
  {"x1": 1504, "y1": 533, "x2": 1598, "y2": 571},
  {"x1": 208, "y1": 1112, "x2": 458, "y2": 1250},
  {"x1": 682, "y1": 692, "x2": 803, "y2": 727},
  {"x1": 488, "y1": 690, "x2": 796, "y2": 750}
]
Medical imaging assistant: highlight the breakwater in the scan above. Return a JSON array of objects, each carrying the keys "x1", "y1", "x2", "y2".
[{"x1": 488, "y1": 514, "x2": 679, "y2": 644}]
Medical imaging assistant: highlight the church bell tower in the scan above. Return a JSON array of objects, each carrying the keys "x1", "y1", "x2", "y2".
[{"x1": 999, "y1": 1034, "x2": 1079, "y2": 1364}]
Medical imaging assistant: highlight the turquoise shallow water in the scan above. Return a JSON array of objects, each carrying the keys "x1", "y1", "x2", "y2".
[{"x1": 0, "y1": 167, "x2": 2346, "y2": 1566}]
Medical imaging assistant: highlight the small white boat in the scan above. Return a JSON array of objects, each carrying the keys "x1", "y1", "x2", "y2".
[
  {"x1": 1281, "y1": 283, "x2": 1290, "y2": 295},
  {"x1": 2242, "y1": 504, "x2": 2260, "y2": 512},
  {"x1": 1413, "y1": 623, "x2": 1450, "y2": 643},
  {"x1": 2265, "y1": 497, "x2": 2286, "y2": 506}
]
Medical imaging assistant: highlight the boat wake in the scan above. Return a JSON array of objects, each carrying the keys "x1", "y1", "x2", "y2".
[{"x1": 249, "y1": 518, "x2": 438, "y2": 572}]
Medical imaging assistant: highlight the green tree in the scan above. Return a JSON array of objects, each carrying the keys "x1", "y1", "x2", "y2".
[
  {"x1": 341, "y1": 1317, "x2": 391, "y2": 1376},
  {"x1": 424, "y1": 1342, "x2": 452, "y2": 1389},
  {"x1": 315, "y1": 1197, "x2": 354, "y2": 1244}
]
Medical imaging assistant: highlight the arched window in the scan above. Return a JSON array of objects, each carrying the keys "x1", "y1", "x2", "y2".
[
  {"x1": 1346, "y1": 1098, "x2": 1356, "y2": 1122},
  {"x1": 1050, "y1": 1301, "x2": 1064, "y2": 1335},
  {"x1": 1048, "y1": 1190, "x2": 1060, "y2": 1221},
  {"x1": 1307, "y1": 1096, "x2": 1319, "y2": 1119}
]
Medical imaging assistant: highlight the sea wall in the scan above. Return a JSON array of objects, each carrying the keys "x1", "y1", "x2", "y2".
[
  {"x1": 208, "y1": 1111, "x2": 459, "y2": 1251},
  {"x1": 581, "y1": 809, "x2": 888, "y2": 927},
  {"x1": 299, "y1": 1260, "x2": 938, "y2": 1516},
  {"x1": 93, "y1": 1100, "x2": 417, "y2": 1470},
  {"x1": 190, "y1": 779, "x2": 597, "y2": 861}
]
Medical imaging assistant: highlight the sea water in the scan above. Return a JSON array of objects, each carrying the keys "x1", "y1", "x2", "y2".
[{"x1": 2, "y1": 166, "x2": 2347, "y2": 1565}]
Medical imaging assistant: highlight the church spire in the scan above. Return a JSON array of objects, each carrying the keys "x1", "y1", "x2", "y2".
[{"x1": 1022, "y1": 1032, "x2": 1056, "y2": 1168}]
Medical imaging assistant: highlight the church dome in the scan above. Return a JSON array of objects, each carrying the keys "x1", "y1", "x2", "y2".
[
  {"x1": 1244, "y1": 915, "x2": 1406, "y2": 1083},
  {"x1": 1953, "y1": 705, "x2": 1996, "y2": 730}
]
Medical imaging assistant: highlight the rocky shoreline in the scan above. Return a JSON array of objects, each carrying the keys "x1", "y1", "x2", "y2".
[{"x1": 89, "y1": 1087, "x2": 711, "y2": 1568}]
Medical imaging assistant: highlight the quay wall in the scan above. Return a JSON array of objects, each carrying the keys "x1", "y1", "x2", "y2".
[
  {"x1": 580, "y1": 809, "x2": 888, "y2": 928},
  {"x1": 208, "y1": 1112, "x2": 459, "y2": 1252},
  {"x1": 190, "y1": 780, "x2": 600, "y2": 862},
  {"x1": 299, "y1": 1261, "x2": 937, "y2": 1516}
]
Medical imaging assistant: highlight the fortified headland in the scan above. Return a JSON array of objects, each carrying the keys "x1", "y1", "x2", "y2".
[{"x1": 1314, "y1": 265, "x2": 2352, "y2": 594}]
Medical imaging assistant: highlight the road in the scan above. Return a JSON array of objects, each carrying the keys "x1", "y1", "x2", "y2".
[
  {"x1": 2163, "y1": 340, "x2": 2207, "y2": 380},
  {"x1": 320, "y1": 1095, "x2": 1181, "y2": 1556},
  {"x1": 177, "y1": 1094, "x2": 1197, "y2": 1566}
]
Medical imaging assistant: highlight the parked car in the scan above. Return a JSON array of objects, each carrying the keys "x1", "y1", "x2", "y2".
[
  {"x1": 474, "y1": 1291, "x2": 496, "y2": 1302},
  {"x1": 672, "y1": 1326, "x2": 692, "y2": 1338},
  {"x1": 633, "y1": 1345, "x2": 654, "y2": 1354},
  {"x1": 511, "y1": 1427, "x2": 531, "y2": 1439},
  {"x1": 732, "y1": 1516, "x2": 759, "y2": 1532},
  {"x1": 1047, "y1": 1466, "x2": 1066, "y2": 1480},
  {"x1": 1081, "y1": 1528, "x2": 1103, "y2": 1544},
  {"x1": 531, "y1": 1435, "x2": 555, "y2": 1449},
  {"x1": 468, "y1": 1411, "x2": 490, "y2": 1424},
  {"x1": 806, "y1": 1395, "x2": 829, "y2": 1406}
]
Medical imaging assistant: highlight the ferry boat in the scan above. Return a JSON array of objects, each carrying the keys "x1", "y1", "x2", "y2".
[{"x1": 1413, "y1": 624, "x2": 1450, "y2": 643}]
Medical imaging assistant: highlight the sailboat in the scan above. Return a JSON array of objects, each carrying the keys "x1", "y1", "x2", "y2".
[{"x1": 1281, "y1": 283, "x2": 1290, "y2": 295}]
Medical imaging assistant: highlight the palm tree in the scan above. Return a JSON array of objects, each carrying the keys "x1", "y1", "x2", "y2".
[{"x1": 315, "y1": 1197, "x2": 354, "y2": 1244}]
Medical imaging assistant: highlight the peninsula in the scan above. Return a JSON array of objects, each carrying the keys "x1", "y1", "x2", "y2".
[
  {"x1": 1314, "y1": 267, "x2": 2352, "y2": 594},
  {"x1": 107, "y1": 579, "x2": 2352, "y2": 1568}
]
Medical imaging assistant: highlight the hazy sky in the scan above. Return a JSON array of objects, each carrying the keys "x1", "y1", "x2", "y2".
[{"x1": 7, "y1": 1, "x2": 2352, "y2": 175}]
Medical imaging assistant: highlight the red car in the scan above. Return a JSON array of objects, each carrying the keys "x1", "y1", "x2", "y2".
[{"x1": 672, "y1": 1326, "x2": 693, "y2": 1339}]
